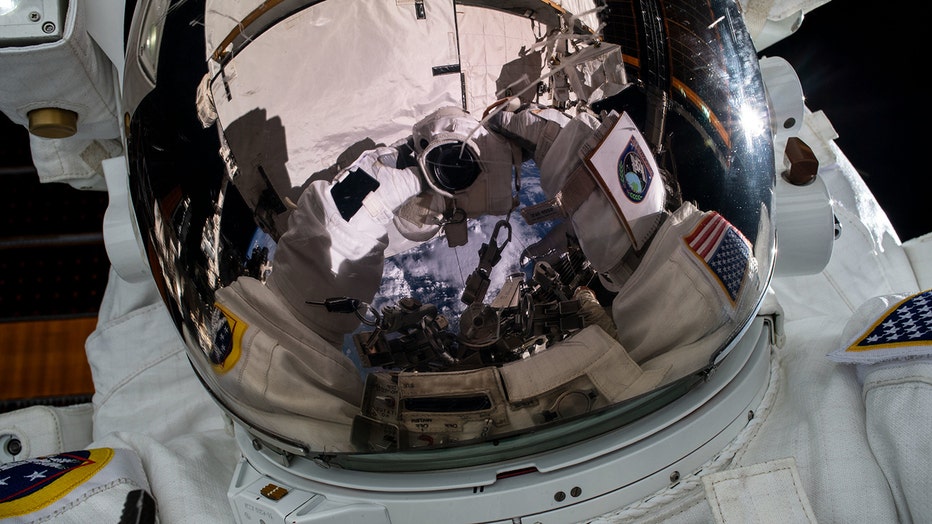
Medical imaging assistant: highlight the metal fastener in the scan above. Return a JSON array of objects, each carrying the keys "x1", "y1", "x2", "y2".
[{"x1": 5, "y1": 438, "x2": 22, "y2": 456}]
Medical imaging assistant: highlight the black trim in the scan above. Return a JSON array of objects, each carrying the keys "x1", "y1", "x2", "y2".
[
  {"x1": 432, "y1": 64, "x2": 462, "y2": 76},
  {"x1": 0, "y1": 395, "x2": 93, "y2": 415}
]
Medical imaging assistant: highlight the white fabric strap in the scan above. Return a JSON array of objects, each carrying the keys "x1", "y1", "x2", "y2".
[
  {"x1": 703, "y1": 458, "x2": 817, "y2": 524},
  {"x1": 0, "y1": 405, "x2": 93, "y2": 463},
  {"x1": 27, "y1": 135, "x2": 121, "y2": 191},
  {"x1": 904, "y1": 233, "x2": 932, "y2": 289},
  {"x1": 536, "y1": 119, "x2": 564, "y2": 164}
]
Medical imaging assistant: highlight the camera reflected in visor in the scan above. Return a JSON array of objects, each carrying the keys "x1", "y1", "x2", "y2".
[{"x1": 424, "y1": 142, "x2": 481, "y2": 193}]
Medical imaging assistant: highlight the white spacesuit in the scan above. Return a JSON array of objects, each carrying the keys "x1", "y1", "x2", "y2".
[
  {"x1": 203, "y1": 107, "x2": 520, "y2": 451},
  {"x1": 1, "y1": 0, "x2": 931, "y2": 523}
]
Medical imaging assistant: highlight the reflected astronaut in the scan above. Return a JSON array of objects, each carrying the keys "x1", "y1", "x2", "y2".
[
  {"x1": 488, "y1": 100, "x2": 762, "y2": 366},
  {"x1": 2, "y1": 0, "x2": 932, "y2": 523},
  {"x1": 205, "y1": 106, "x2": 518, "y2": 449},
  {"x1": 206, "y1": 92, "x2": 762, "y2": 452}
]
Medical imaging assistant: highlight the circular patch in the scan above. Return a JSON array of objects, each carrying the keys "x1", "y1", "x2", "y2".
[{"x1": 617, "y1": 140, "x2": 653, "y2": 203}]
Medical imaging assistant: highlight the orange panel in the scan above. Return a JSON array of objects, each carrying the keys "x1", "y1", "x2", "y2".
[{"x1": 0, "y1": 317, "x2": 97, "y2": 401}]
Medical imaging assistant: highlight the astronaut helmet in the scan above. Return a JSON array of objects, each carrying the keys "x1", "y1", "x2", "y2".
[
  {"x1": 411, "y1": 106, "x2": 517, "y2": 218},
  {"x1": 122, "y1": 0, "x2": 776, "y2": 472},
  {"x1": 413, "y1": 106, "x2": 484, "y2": 196}
]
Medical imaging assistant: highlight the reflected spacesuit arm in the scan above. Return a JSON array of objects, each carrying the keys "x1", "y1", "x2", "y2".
[
  {"x1": 488, "y1": 105, "x2": 625, "y2": 272},
  {"x1": 490, "y1": 104, "x2": 759, "y2": 375},
  {"x1": 265, "y1": 146, "x2": 421, "y2": 344},
  {"x1": 203, "y1": 146, "x2": 423, "y2": 447}
]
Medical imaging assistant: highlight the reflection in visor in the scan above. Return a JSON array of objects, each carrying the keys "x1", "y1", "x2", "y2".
[
  {"x1": 124, "y1": 0, "x2": 775, "y2": 465},
  {"x1": 423, "y1": 142, "x2": 481, "y2": 194}
]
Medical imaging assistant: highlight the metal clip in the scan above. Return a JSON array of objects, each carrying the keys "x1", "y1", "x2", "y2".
[
  {"x1": 462, "y1": 220, "x2": 512, "y2": 305},
  {"x1": 479, "y1": 220, "x2": 512, "y2": 271}
]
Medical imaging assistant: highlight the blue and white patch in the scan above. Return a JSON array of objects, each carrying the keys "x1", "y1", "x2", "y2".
[
  {"x1": 0, "y1": 448, "x2": 150, "y2": 521},
  {"x1": 0, "y1": 450, "x2": 104, "y2": 510},
  {"x1": 829, "y1": 289, "x2": 932, "y2": 365},
  {"x1": 684, "y1": 212, "x2": 751, "y2": 304},
  {"x1": 210, "y1": 302, "x2": 246, "y2": 373},
  {"x1": 583, "y1": 112, "x2": 667, "y2": 251},
  {"x1": 211, "y1": 313, "x2": 234, "y2": 365},
  {"x1": 617, "y1": 137, "x2": 653, "y2": 203}
]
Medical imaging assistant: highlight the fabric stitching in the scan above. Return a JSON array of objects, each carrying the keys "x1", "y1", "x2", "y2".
[
  {"x1": 37, "y1": 478, "x2": 142, "y2": 524},
  {"x1": 93, "y1": 347, "x2": 185, "y2": 408},
  {"x1": 587, "y1": 347, "x2": 783, "y2": 522}
]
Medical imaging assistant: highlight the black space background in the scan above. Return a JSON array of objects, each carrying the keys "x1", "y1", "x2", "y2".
[{"x1": 0, "y1": 1, "x2": 927, "y2": 317}]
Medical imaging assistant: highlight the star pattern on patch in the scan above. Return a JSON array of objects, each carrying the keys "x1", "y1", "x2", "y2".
[
  {"x1": 684, "y1": 212, "x2": 752, "y2": 303},
  {"x1": 706, "y1": 227, "x2": 752, "y2": 300},
  {"x1": 0, "y1": 451, "x2": 95, "y2": 505},
  {"x1": 24, "y1": 470, "x2": 47, "y2": 482},
  {"x1": 854, "y1": 289, "x2": 932, "y2": 349}
]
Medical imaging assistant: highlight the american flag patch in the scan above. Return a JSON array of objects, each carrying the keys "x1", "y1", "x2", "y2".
[
  {"x1": 849, "y1": 289, "x2": 932, "y2": 350},
  {"x1": 684, "y1": 212, "x2": 751, "y2": 303}
]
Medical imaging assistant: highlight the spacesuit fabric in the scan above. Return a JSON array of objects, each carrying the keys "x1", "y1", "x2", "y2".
[
  {"x1": 265, "y1": 147, "x2": 422, "y2": 345},
  {"x1": 86, "y1": 269, "x2": 239, "y2": 523},
  {"x1": 0, "y1": 0, "x2": 120, "y2": 191},
  {"x1": 593, "y1": 111, "x2": 932, "y2": 524},
  {"x1": 85, "y1": 271, "x2": 226, "y2": 444},
  {"x1": 491, "y1": 105, "x2": 756, "y2": 381},
  {"x1": 859, "y1": 361, "x2": 932, "y2": 523},
  {"x1": 2, "y1": 61, "x2": 932, "y2": 524},
  {"x1": 0, "y1": 268, "x2": 239, "y2": 522},
  {"x1": 212, "y1": 277, "x2": 363, "y2": 451},
  {"x1": 0, "y1": 109, "x2": 927, "y2": 524}
]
